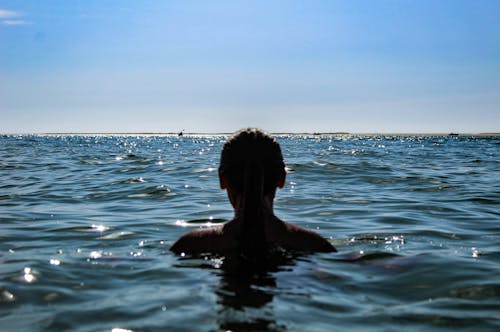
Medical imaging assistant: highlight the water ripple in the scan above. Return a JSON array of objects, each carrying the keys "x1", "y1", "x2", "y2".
[{"x1": 0, "y1": 134, "x2": 499, "y2": 331}]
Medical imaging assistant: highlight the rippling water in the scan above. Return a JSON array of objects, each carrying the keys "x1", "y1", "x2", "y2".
[{"x1": 1, "y1": 134, "x2": 499, "y2": 332}]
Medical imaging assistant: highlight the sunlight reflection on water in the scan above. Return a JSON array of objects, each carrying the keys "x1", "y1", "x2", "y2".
[{"x1": 0, "y1": 134, "x2": 499, "y2": 331}]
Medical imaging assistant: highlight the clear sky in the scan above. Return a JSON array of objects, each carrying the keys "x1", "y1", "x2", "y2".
[{"x1": 1, "y1": 0, "x2": 499, "y2": 133}]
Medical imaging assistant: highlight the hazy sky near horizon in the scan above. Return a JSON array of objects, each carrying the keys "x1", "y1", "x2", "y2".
[{"x1": 1, "y1": 0, "x2": 499, "y2": 133}]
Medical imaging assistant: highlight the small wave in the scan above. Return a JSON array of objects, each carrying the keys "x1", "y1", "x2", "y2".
[
  {"x1": 408, "y1": 229, "x2": 465, "y2": 240},
  {"x1": 0, "y1": 162, "x2": 25, "y2": 170},
  {"x1": 347, "y1": 234, "x2": 407, "y2": 245},
  {"x1": 118, "y1": 165, "x2": 151, "y2": 173},
  {"x1": 128, "y1": 158, "x2": 155, "y2": 165},
  {"x1": 175, "y1": 218, "x2": 227, "y2": 227},
  {"x1": 331, "y1": 251, "x2": 402, "y2": 262},
  {"x1": 191, "y1": 167, "x2": 217, "y2": 174},
  {"x1": 0, "y1": 194, "x2": 18, "y2": 201},
  {"x1": 123, "y1": 153, "x2": 140, "y2": 159},
  {"x1": 410, "y1": 185, "x2": 460, "y2": 192},
  {"x1": 127, "y1": 185, "x2": 175, "y2": 199},
  {"x1": 450, "y1": 283, "x2": 500, "y2": 299},
  {"x1": 85, "y1": 185, "x2": 175, "y2": 201},
  {"x1": 112, "y1": 177, "x2": 147, "y2": 184},
  {"x1": 98, "y1": 231, "x2": 135, "y2": 240},
  {"x1": 50, "y1": 224, "x2": 113, "y2": 233}
]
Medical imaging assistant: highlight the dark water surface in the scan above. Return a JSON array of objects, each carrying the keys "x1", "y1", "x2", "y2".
[{"x1": 1, "y1": 134, "x2": 499, "y2": 331}]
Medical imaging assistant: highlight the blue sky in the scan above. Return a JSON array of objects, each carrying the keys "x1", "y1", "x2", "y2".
[{"x1": 1, "y1": 0, "x2": 499, "y2": 133}]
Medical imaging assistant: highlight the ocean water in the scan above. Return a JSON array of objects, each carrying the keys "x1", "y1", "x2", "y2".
[{"x1": 0, "y1": 134, "x2": 499, "y2": 332}]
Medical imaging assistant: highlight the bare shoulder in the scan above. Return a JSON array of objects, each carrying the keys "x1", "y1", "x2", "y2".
[
  {"x1": 280, "y1": 222, "x2": 336, "y2": 252},
  {"x1": 170, "y1": 219, "x2": 336, "y2": 255},
  {"x1": 170, "y1": 225, "x2": 235, "y2": 255}
]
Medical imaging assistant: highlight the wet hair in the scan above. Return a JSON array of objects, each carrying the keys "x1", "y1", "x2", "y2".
[
  {"x1": 219, "y1": 128, "x2": 285, "y2": 195},
  {"x1": 219, "y1": 128, "x2": 285, "y2": 253}
]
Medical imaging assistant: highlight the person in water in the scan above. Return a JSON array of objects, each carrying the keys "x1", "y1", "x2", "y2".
[{"x1": 171, "y1": 128, "x2": 336, "y2": 256}]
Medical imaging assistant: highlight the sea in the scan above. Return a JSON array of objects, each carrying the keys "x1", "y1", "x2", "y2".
[{"x1": 1, "y1": 134, "x2": 499, "y2": 332}]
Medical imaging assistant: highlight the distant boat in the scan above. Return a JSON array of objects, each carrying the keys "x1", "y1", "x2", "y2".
[
  {"x1": 449, "y1": 133, "x2": 459, "y2": 136},
  {"x1": 178, "y1": 130, "x2": 184, "y2": 136}
]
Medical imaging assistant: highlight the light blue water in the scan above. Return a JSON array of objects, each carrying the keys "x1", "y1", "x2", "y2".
[{"x1": 1, "y1": 134, "x2": 499, "y2": 332}]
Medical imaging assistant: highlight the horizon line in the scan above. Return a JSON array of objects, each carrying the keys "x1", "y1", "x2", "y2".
[{"x1": 2, "y1": 131, "x2": 499, "y2": 137}]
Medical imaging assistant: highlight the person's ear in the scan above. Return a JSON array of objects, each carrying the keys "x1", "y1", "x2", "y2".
[
  {"x1": 277, "y1": 172, "x2": 286, "y2": 189},
  {"x1": 219, "y1": 174, "x2": 228, "y2": 189}
]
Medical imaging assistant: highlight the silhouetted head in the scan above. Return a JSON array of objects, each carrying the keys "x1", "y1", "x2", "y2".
[{"x1": 218, "y1": 128, "x2": 286, "y2": 199}]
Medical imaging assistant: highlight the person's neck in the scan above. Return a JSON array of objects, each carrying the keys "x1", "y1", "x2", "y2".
[{"x1": 233, "y1": 194, "x2": 275, "y2": 221}]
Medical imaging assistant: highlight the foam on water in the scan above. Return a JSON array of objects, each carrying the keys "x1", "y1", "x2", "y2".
[{"x1": 1, "y1": 134, "x2": 499, "y2": 331}]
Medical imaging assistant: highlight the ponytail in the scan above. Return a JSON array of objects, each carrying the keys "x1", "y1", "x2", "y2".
[
  {"x1": 240, "y1": 161, "x2": 267, "y2": 253},
  {"x1": 219, "y1": 128, "x2": 285, "y2": 255}
]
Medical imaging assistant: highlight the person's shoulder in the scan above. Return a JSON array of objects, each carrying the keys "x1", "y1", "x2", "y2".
[
  {"x1": 281, "y1": 222, "x2": 336, "y2": 253},
  {"x1": 170, "y1": 225, "x2": 232, "y2": 255}
]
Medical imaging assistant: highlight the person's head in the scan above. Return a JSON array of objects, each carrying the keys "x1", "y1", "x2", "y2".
[{"x1": 218, "y1": 128, "x2": 286, "y2": 206}]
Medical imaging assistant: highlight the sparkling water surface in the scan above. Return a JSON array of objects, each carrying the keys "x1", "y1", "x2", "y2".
[{"x1": 1, "y1": 134, "x2": 499, "y2": 331}]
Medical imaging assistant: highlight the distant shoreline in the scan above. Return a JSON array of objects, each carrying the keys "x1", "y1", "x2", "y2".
[{"x1": 2, "y1": 132, "x2": 499, "y2": 137}]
